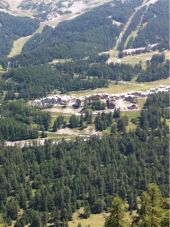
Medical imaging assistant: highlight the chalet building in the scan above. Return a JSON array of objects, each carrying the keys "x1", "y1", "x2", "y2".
[
  {"x1": 32, "y1": 86, "x2": 170, "y2": 109},
  {"x1": 124, "y1": 96, "x2": 137, "y2": 103}
]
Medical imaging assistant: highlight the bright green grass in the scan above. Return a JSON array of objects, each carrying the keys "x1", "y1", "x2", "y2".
[
  {"x1": 122, "y1": 110, "x2": 140, "y2": 131},
  {"x1": 109, "y1": 50, "x2": 170, "y2": 66},
  {"x1": 137, "y1": 98, "x2": 146, "y2": 108},
  {"x1": 122, "y1": 110, "x2": 140, "y2": 119},
  {"x1": 124, "y1": 30, "x2": 138, "y2": 48},
  {"x1": 69, "y1": 78, "x2": 169, "y2": 98}
]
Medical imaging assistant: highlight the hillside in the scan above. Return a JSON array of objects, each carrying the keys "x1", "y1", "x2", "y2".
[
  {"x1": 0, "y1": 0, "x2": 112, "y2": 20},
  {"x1": 5, "y1": 0, "x2": 169, "y2": 67},
  {"x1": 0, "y1": 0, "x2": 169, "y2": 226},
  {"x1": 0, "y1": 0, "x2": 112, "y2": 58},
  {"x1": 0, "y1": 12, "x2": 39, "y2": 58},
  {"x1": 5, "y1": 0, "x2": 139, "y2": 64},
  {"x1": 0, "y1": 95, "x2": 169, "y2": 226},
  {"x1": 0, "y1": 0, "x2": 169, "y2": 63}
]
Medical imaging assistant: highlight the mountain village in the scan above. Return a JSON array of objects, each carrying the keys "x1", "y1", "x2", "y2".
[{"x1": 32, "y1": 85, "x2": 170, "y2": 113}]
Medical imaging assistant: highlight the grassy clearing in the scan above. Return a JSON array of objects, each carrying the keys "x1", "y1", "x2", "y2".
[
  {"x1": 8, "y1": 22, "x2": 48, "y2": 58},
  {"x1": 103, "y1": 110, "x2": 141, "y2": 134},
  {"x1": 166, "y1": 119, "x2": 170, "y2": 127},
  {"x1": 69, "y1": 78, "x2": 169, "y2": 98},
  {"x1": 137, "y1": 98, "x2": 146, "y2": 108},
  {"x1": 0, "y1": 65, "x2": 5, "y2": 72},
  {"x1": 0, "y1": 66, "x2": 6, "y2": 77},
  {"x1": 124, "y1": 30, "x2": 138, "y2": 49},
  {"x1": 8, "y1": 35, "x2": 33, "y2": 58},
  {"x1": 0, "y1": 65, "x2": 3, "y2": 71},
  {"x1": 46, "y1": 132, "x2": 75, "y2": 141},
  {"x1": 46, "y1": 124, "x2": 96, "y2": 140},
  {"x1": 127, "y1": 121, "x2": 136, "y2": 131},
  {"x1": 68, "y1": 208, "x2": 136, "y2": 227},
  {"x1": 43, "y1": 106, "x2": 81, "y2": 118},
  {"x1": 68, "y1": 208, "x2": 106, "y2": 227},
  {"x1": 121, "y1": 50, "x2": 170, "y2": 65},
  {"x1": 122, "y1": 110, "x2": 140, "y2": 131},
  {"x1": 122, "y1": 110, "x2": 140, "y2": 119},
  {"x1": 109, "y1": 50, "x2": 170, "y2": 66}
]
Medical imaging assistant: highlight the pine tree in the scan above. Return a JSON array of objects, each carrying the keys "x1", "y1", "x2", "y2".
[
  {"x1": 105, "y1": 196, "x2": 127, "y2": 227},
  {"x1": 53, "y1": 120, "x2": 58, "y2": 132},
  {"x1": 84, "y1": 201, "x2": 91, "y2": 218},
  {"x1": 7, "y1": 199, "x2": 19, "y2": 220},
  {"x1": 30, "y1": 212, "x2": 41, "y2": 227},
  {"x1": 113, "y1": 108, "x2": 120, "y2": 119},
  {"x1": 133, "y1": 183, "x2": 165, "y2": 227},
  {"x1": 111, "y1": 124, "x2": 117, "y2": 134},
  {"x1": 41, "y1": 212, "x2": 49, "y2": 227}
]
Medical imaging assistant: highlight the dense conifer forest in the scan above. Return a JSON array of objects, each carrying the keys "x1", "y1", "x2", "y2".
[
  {"x1": 2, "y1": 65, "x2": 108, "y2": 99},
  {"x1": 0, "y1": 101, "x2": 51, "y2": 140},
  {"x1": 6, "y1": 0, "x2": 169, "y2": 66},
  {"x1": 0, "y1": 93, "x2": 169, "y2": 226},
  {"x1": 131, "y1": 0, "x2": 169, "y2": 50},
  {"x1": 1, "y1": 53, "x2": 168, "y2": 100}
]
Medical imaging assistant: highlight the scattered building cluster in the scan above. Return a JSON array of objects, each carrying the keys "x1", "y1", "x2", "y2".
[
  {"x1": 33, "y1": 95, "x2": 74, "y2": 108},
  {"x1": 32, "y1": 85, "x2": 170, "y2": 111},
  {"x1": 122, "y1": 43, "x2": 158, "y2": 56}
]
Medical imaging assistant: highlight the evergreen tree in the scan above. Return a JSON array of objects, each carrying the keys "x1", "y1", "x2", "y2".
[
  {"x1": 52, "y1": 210, "x2": 61, "y2": 227},
  {"x1": 84, "y1": 201, "x2": 91, "y2": 218},
  {"x1": 30, "y1": 212, "x2": 41, "y2": 227},
  {"x1": 113, "y1": 108, "x2": 121, "y2": 119},
  {"x1": 41, "y1": 212, "x2": 49, "y2": 227},
  {"x1": 105, "y1": 196, "x2": 127, "y2": 227},
  {"x1": 133, "y1": 184, "x2": 165, "y2": 226},
  {"x1": 69, "y1": 115, "x2": 80, "y2": 128},
  {"x1": 117, "y1": 116, "x2": 128, "y2": 133},
  {"x1": 111, "y1": 124, "x2": 117, "y2": 134},
  {"x1": 7, "y1": 199, "x2": 19, "y2": 220}
]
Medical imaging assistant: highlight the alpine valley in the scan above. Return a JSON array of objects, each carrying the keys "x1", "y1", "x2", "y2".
[{"x1": 0, "y1": 0, "x2": 169, "y2": 226}]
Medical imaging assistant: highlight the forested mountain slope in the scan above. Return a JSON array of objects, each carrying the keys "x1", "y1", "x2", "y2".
[
  {"x1": 0, "y1": 0, "x2": 169, "y2": 65},
  {"x1": 0, "y1": 93, "x2": 169, "y2": 226},
  {"x1": 0, "y1": 0, "x2": 111, "y2": 59},
  {"x1": 9, "y1": 0, "x2": 131, "y2": 65},
  {"x1": 0, "y1": 12, "x2": 39, "y2": 57},
  {"x1": 6, "y1": 0, "x2": 169, "y2": 67},
  {"x1": 127, "y1": 0, "x2": 169, "y2": 50}
]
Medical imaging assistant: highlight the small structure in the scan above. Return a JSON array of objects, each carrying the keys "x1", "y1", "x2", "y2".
[
  {"x1": 73, "y1": 99, "x2": 81, "y2": 108},
  {"x1": 107, "y1": 100, "x2": 115, "y2": 109},
  {"x1": 128, "y1": 104, "x2": 138, "y2": 110}
]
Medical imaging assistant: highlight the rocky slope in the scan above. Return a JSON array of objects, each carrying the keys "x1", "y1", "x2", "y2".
[{"x1": 0, "y1": 0, "x2": 112, "y2": 20}]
